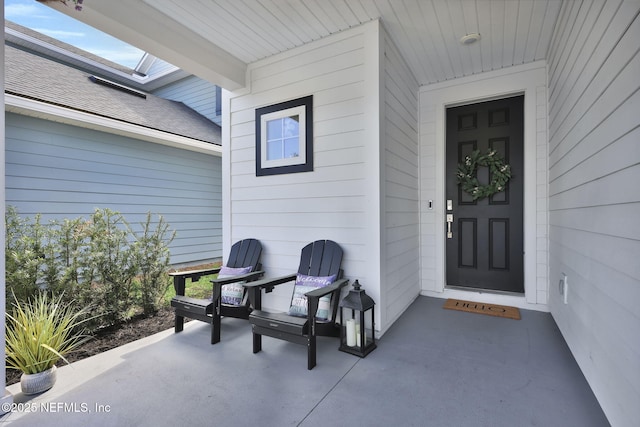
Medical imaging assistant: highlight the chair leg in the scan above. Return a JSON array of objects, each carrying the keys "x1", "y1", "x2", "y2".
[
  {"x1": 175, "y1": 314, "x2": 184, "y2": 333},
  {"x1": 211, "y1": 317, "x2": 221, "y2": 345},
  {"x1": 253, "y1": 332, "x2": 262, "y2": 353},
  {"x1": 307, "y1": 335, "x2": 316, "y2": 370},
  {"x1": 211, "y1": 304, "x2": 221, "y2": 345}
]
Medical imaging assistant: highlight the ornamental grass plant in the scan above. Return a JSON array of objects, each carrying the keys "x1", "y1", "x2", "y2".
[{"x1": 5, "y1": 292, "x2": 93, "y2": 375}]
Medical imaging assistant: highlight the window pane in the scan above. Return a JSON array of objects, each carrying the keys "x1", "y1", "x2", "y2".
[
  {"x1": 283, "y1": 115, "x2": 299, "y2": 138},
  {"x1": 267, "y1": 118, "x2": 283, "y2": 140},
  {"x1": 267, "y1": 140, "x2": 283, "y2": 160},
  {"x1": 284, "y1": 137, "x2": 300, "y2": 158}
]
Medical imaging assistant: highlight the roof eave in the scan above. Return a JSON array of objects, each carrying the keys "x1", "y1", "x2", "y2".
[{"x1": 5, "y1": 93, "x2": 222, "y2": 156}]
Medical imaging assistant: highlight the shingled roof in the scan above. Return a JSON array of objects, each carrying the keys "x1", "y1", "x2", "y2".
[
  {"x1": 5, "y1": 19, "x2": 136, "y2": 76},
  {"x1": 5, "y1": 24, "x2": 221, "y2": 146}
]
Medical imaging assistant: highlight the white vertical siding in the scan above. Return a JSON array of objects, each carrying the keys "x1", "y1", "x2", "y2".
[
  {"x1": 547, "y1": 1, "x2": 640, "y2": 426},
  {"x1": 225, "y1": 21, "x2": 386, "y2": 326},
  {"x1": 6, "y1": 114, "x2": 223, "y2": 266},
  {"x1": 382, "y1": 29, "x2": 420, "y2": 328},
  {"x1": 152, "y1": 75, "x2": 220, "y2": 125}
]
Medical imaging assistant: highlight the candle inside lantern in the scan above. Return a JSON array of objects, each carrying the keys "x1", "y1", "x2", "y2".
[
  {"x1": 346, "y1": 319, "x2": 356, "y2": 347},
  {"x1": 355, "y1": 323, "x2": 361, "y2": 347}
]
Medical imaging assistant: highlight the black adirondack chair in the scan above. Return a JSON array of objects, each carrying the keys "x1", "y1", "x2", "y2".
[
  {"x1": 246, "y1": 240, "x2": 349, "y2": 370},
  {"x1": 170, "y1": 238, "x2": 263, "y2": 344}
]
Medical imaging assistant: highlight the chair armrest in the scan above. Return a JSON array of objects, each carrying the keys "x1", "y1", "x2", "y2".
[
  {"x1": 169, "y1": 267, "x2": 221, "y2": 280},
  {"x1": 244, "y1": 273, "x2": 297, "y2": 311},
  {"x1": 169, "y1": 267, "x2": 221, "y2": 295},
  {"x1": 305, "y1": 278, "x2": 349, "y2": 299},
  {"x1": 210, "y1": 270, "x2": 265, "y2": 286},
  {"x1": 243, "y1": 273, "x2": 297, "y2": 291}
]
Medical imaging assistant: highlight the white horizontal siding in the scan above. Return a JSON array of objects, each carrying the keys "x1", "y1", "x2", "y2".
[
  {"x1": 382, "y1": 28, "x2": 420, "y2": 329},
  {"x1": 6, "y1": 113, "x2": 222, "y2": 265},
  {"x1": 152, "y1": 75, "x2": 220, "y2": 124},
  {"x1": 225, "y1": 21, "x2": 383, "y2": 322},
  {"x1": 546, "y1": 1, "x2": 640, "y2": 426}
]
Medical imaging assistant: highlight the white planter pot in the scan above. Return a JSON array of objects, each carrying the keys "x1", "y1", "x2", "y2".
[{"x1": 20, "y1": 365, "x2": 57, "y2": 395}]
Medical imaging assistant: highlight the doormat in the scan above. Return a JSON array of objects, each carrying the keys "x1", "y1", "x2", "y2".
[{"x1": 443, "y1": 299, "x2": 521, "y2": 320}]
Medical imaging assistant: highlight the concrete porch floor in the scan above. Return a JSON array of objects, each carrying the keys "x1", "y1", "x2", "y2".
[{"x1": 2, "y1": 296, "x2": 608, "y2": 426}]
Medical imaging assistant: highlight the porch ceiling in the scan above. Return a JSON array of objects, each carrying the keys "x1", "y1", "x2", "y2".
[{"x1": 51, "y1": 0, "x2": 563, "y2": 90}]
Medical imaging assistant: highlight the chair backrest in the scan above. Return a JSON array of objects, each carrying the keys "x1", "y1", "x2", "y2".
[
  {"x1": 297, "y1": 240, "x2": 343, "y2": 279},
  {"x1": 226, "y1": 238, "x2": 262, "y2": 271}
]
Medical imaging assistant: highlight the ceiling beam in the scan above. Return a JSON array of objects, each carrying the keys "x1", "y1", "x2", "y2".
[{"x1": 45, "y1": 0, "x2": 247, "y2": 90}]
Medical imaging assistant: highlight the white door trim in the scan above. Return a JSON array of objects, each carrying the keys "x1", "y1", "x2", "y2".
[{"x1": 419, "y1": 61, "x2": 549, "y2": 311}]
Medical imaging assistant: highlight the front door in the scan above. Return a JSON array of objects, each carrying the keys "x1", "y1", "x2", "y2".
[{"x1": 445, "y1": 96, "x2": 524, "y2": 293}]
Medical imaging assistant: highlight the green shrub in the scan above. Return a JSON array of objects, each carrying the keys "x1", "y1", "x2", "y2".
[
  {"x1": 5, "y1": 207, "x2": 45, "y2": 302},
  {"x1": 135, "y1": 212, "x2": 175, "y2": 315},
  {"x1": 82, "y1": 208, "x2": 138, "y2": 326},
  {"x1": 5, "y1": 207, "x2": 176, "y2": 333}
]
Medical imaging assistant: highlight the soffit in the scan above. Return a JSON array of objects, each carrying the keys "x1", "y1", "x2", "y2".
[{"x1": 52, "y1": 0, "x2": 564, "y2": 88}]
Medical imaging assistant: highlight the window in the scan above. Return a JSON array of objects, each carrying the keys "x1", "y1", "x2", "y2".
[{"x1": 256, "y1": 95, "x2": 313, "y2": 176}]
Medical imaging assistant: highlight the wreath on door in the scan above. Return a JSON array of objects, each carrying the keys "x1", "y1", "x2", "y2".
[{"x1": 456, "y1": 149, "x2": 511, "y2": 200}]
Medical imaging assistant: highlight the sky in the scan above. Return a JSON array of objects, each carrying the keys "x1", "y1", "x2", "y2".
[{"x1": 4, "y1": 0, "x2": 145, "y2": 68}]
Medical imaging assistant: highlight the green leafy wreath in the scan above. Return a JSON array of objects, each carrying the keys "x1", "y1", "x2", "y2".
[{"x1": 456, "y1": 149, "x2": 511, "y2": 200}]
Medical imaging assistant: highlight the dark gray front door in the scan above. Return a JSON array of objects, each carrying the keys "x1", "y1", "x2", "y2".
[{"x1": 445, "y1": 96, "x2": 524, "y2": 293}]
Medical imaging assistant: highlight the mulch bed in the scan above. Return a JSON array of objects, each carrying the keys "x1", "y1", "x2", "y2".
[
  {"x1": 6, "y1": 263, "x2": 217, "y2": 386},
  {"x1": 6, "y1": 306, "x2": 182, "y2": 386}
]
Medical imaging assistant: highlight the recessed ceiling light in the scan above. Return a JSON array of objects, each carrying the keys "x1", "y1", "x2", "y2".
[{"x1": 460, "y1": 33, "x2": 481, "y2": 45}]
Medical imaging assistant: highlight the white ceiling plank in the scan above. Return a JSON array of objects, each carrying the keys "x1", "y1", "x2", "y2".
[
  {"x1": 501, "y1": 0, "x2": 519, "y2": 68},
  {"x1": 358, "y1": 0, "x2": 384, "y2": 21},
  {"x1": 146, "y1": 0, "x2": 264, "y2": 63},
  {"x1": 449, "y1": 0, "x2": 475, "y2": 78},
  {"x1": 300, "y1": 0, "x2": 343, "y2": 34},
  {"x1": 215, "y1": 0, "x2": 290, "y2": 59},
  {"x1": 408, "y1": 0, "x2": 444, "y2": 84},
  {"x1": 331, "y1": 0, "x2": 363, "y2": 27},
  {"x1": 291, "y1": 2, "x2": 333, "y2": 41},
  {"x1": 194, "y1": 0, "x2": 274, "y2": 62},
  {"x1": 489, "y1": 0, "x2": 505, "y2": 70},
  {"x1": 461, "y1": 0, "x2": 484, "y2": 75},
  {"x1": 348, "y1": 0, "x2": 378, "y2": 22},
  {"x1": 433, "y1": 0, "x2": 465, "y2": 79},
  {"x1": 265, "y1": 0, "x2": 319, "y2": 45},
  {"x1": 513, "y1": 0, "x2": 535, "y2": 66},
  {"x1": 476, "y1": 0, "x2": 493, "y2": 72},
  {"x1": 313, "y1": 0, "x2": 350, "y2": 32},
  {"x1": 315, "y1": 1, "x2": 350, "y2": 29},
  {"x1": 387, "y1": 0, "x2": 438, "y2": 85},
  {"x1": 418, "y1": 0, "x2": 456, "y2": 82},
  {"x1": 253, "y1": 0, "x2": 308, "y2": 49},
  {"x1": 525, "y1": 0, "x2": 549, "y2": 62},
  {"x1": 535, "y1": 0, "x2": 564, "y2": 61},
  {"x1": 54, "y1": 0, "x2": 565, "y2": 88}
]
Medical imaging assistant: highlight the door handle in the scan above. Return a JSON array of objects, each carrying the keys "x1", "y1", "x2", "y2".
[{"x1": 446, "y1": 214, "x2": 454, "y2": 239}]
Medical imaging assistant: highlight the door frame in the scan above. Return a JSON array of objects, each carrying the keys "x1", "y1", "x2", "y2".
[{"x1": 419, "y1": 61, "x2": 549, "y2": 310}]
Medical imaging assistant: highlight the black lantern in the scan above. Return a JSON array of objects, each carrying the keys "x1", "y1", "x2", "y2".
[{"x1": 339, "y1": 280, "x2": 376, "y2": 357}]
